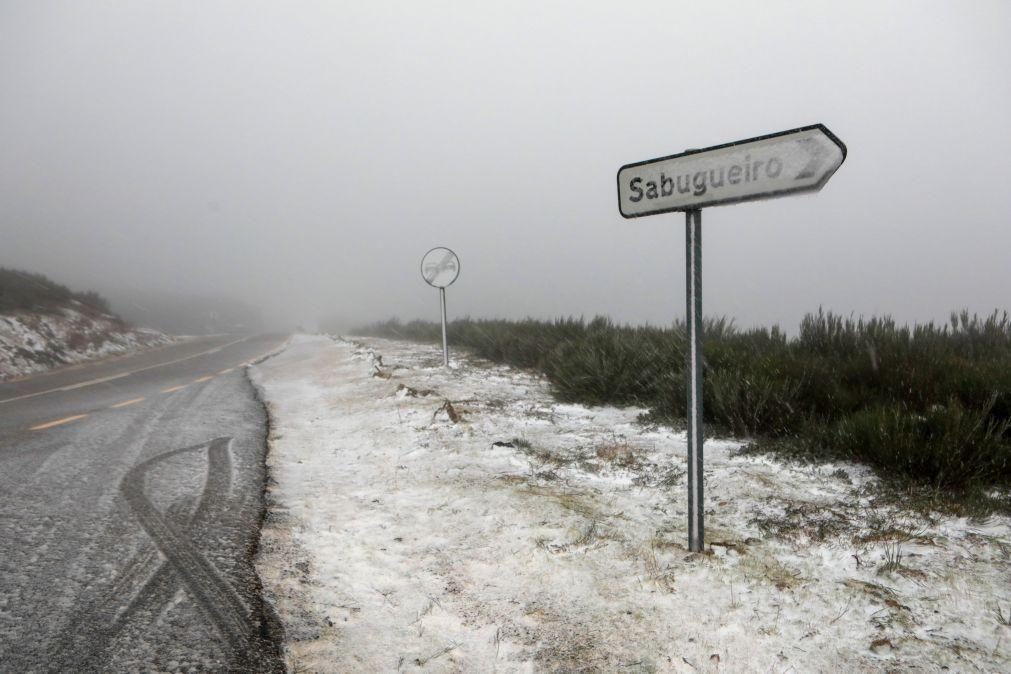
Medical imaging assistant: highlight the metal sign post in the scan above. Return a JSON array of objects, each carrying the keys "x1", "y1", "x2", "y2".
[
  {"x1": 685, "y1": 208, "x2": 703, "y2": 551},
  {"x1": 439, "y1": 287, "x2": 449, "y2": 366},
  {"x1": 617, "y1": 124, "x2": 846, "y2": 552},
  {"x1": 420, "y1": 247, "x2": 460, "y2": 367}
]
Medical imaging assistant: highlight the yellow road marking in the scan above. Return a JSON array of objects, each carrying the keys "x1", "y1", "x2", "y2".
[
  {"x1": 110, "y1": 397, "x2": 145, "y2": 409},
  {"x1": 161, "y1": 384, "x2": 187, "y2": 393},
  {"x1": 193, "y1": 375, "x2": 214, "y2": 383},
  {"x1": 30, "y1": 414, "x2": 88, "y2": 431},
  {"x1": 217, "y1": 368, "x2": 234, "y2": 375}
]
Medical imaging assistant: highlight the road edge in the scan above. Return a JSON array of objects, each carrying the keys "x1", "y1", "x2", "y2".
[{"x1": 242, "y1": 351, "x2": 291, "y2": 673}]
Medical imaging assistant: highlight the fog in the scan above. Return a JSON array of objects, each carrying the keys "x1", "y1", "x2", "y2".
[{"x1": 2, "y1": 1, "x2": 1009, "y2": 333}]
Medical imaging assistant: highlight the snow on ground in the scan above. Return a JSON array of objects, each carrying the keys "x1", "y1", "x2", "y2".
[
  {"x1": 0, "y1": 302, "x2": 171, "y2": 380},
  {"x1": 251, "y1": 334, "x2": 1011, "y2": 673}
]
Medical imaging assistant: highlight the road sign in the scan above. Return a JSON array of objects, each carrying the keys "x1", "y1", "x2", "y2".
[
  {"x1": 420, "y1": 247, "x2": 460, "y2": 367},
  {"x1": 617, "y1": 124, "x2": 846, "y2": 218},
  {"x1": 421, "y1": 247, "x2": 460, "y2": 288},
  {"x1": 616, "y1": 124, "x2": 847, "y2": 553}
]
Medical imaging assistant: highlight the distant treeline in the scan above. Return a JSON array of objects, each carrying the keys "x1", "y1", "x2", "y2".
[
  {"x1": 0, "y1": 267, "x2": 112, "y2": 314},
  {"x1": 359, "y1": 311, "x2": 1011, "y2": 511}
]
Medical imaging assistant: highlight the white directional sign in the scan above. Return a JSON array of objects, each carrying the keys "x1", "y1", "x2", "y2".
[
  {"x1": 614, "y1": 123, "x2": 847, "y2": 553},
  {"x1": 617, "y1": 124, "x2": 846, "y2": 218},
  {"x1": 420, "y1": 247, "x2": 460, "y2": 288}
]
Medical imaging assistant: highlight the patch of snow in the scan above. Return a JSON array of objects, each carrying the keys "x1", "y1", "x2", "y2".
[
  {"x1": 251, "y1": 335, "x2": 1011, "y2": 673},
  {"x1": 0, "y1": 308, "x2": 172, "y2": 380}
]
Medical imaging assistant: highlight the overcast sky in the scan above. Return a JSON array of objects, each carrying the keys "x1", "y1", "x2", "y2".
[{"x1": 2, "y1": 1, "x2": 1009, "y2": 331}]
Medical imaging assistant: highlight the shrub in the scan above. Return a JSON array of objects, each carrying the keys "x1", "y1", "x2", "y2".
[
  {"x1": 0, "y1": 268, "x2": 112, "y2": 314},
  {"x1": 822, "y1": 398, "x2": 1010, "y2": 489}
]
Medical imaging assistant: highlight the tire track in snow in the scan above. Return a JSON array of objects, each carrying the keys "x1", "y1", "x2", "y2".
[
  {"x1": 118, "y1": 437, "x2": 259, "y2": 667},
  {"x1": 46, "y1": 438, "x2": 247, "y2": 671},
  {"x1": 111, "y1": 437, "x2": 234, "y2": 633},
  {"x1": 50, "y1": 437, "x2": 265, "y2": 672}
]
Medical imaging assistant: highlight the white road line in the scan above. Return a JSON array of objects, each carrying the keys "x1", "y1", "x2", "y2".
[
  {"x1": 0, "y1": 337, "x2": 250, "y2": 405},
  {"x1": 58, "y1": 373, "x2": 130, "y2": 392},
  {"x1": 110, "y1": 397, "x2": 145, "y2": 409}
]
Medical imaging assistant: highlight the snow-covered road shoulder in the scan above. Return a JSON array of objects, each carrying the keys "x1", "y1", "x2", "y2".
[{"x1": 251, "y1": 334, "x2": 1010, "y2": 672}]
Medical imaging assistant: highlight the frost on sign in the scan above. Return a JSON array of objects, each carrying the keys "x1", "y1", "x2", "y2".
[
  {"x1": 617, "y1": 124, "x2": 846, "y2": 217},
  {"x1": 421, "y1": 247, "x2": 460, "y2": 288}
]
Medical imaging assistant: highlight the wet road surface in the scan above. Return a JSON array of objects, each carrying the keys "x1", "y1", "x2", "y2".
[{"x1": 0, "y1": 334, "x2": 288, "y2": 672}]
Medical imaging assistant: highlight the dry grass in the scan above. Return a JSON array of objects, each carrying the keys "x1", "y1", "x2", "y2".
[
  {"x1": 876, "y1": 541, "x2": 905, "y2": 575},
  {"x1": 595, "y1": 442, "x2": 640, "y2": 468},
  {"x1": 749, "y1": 500, "x2": 855, "y2": 542},
  {"x1": 736, "y1": 552, "x2": 803, "y2": 590},
  {"x1": 432, "y1": 400, "x2": 461, "y2": 423},
  {"x1": 641, "y1": 543, "x2": 676, "y2": 593}
]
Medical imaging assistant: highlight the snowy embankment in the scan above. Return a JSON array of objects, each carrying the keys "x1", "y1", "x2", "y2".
[
  {"x1": 0, "y1": 302, "x2": 171, "y2": 380},
  {"x1": 251, "y1": 335, "x2": 1010, "y2": 673}
]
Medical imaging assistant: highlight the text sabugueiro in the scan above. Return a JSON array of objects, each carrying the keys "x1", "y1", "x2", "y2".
[{"x1": 628, "y1": 154, "x2": 786, "y2": 202}]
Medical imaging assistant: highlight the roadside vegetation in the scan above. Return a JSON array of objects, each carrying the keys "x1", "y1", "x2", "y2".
[
  {"x1": 358, "y1": 311, "x2": 1011, "y2": 514},
  {"x1": 0, "y1": 267, "x2": 112, "y2": 314}
]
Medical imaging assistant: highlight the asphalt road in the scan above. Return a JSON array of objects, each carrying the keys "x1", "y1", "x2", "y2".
[{"x1": 0, "y1": 334, "x2": 289, "y2": 672}]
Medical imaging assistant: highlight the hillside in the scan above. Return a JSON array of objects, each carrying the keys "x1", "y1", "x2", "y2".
[{"x1": 0, "y1": 268, "x2": 171, "y2": 381}]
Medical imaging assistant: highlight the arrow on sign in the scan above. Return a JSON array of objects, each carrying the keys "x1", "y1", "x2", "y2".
[
  {"x1": 617, "y1": 124, "x2": 846, "y2": 217},
  {"x1": 794, "y1": 137, "x2": 830, "y2": 180}
]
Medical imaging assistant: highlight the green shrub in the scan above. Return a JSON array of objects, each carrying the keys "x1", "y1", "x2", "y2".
[
  {"x1": 543, "y1": 326, "x2": 658, "y2": 405},
  {"x1": 707, "y1": 362, "x2": 804, "y2": 437},
  {"x1": 0, "y1": 268, "x2": 112, "y2": 314},
  {"x1": 822, "y1": 398, "x2": 1010, "y2": 489}
]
